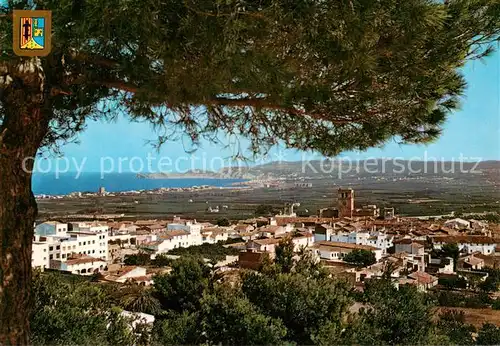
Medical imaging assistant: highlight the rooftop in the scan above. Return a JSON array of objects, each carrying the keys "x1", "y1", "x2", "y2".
[
  {"x1": 408, "y1": 271, "x2": 438, "y2": 285},
  {"x1": 315, "y1": 241, "x2": 378, "y2": 251},
  {"x1": 432, "y1": 235, "x2": 495, "y2": 245},
  {"x1": 66, "y1": 254, "x2": 106, "y2": 266}
]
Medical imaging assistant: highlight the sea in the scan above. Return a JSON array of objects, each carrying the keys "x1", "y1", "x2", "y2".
[{"x1": 32, "y1": 172, "x2": 247, "y2": 195}]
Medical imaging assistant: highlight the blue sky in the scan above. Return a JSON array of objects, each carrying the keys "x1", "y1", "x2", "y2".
[{"x1": 37, "y1": 51, "x2": 499, "y2": 173}]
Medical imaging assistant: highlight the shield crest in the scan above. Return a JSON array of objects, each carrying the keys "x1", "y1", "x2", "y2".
[{"x1": 13, "y1": 10, "x2": 52, "y2": 57}]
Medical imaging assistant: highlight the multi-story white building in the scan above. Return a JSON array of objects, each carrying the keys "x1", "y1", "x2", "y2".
[
  {"x1": 50, "y1": 254, "x2": 107, "y2": 275},
  {"x1": 431, "y1": 236, "x2": 496, "y2": 255},
  {"x1": 326, "y1": 230, "x2": 393, "y2": 254},
  {"x1": 32, "y1": 242, "x2": 49, "y2": 270},
  {"x1": 67, "y1": 229, "x2": 109, "y2": 261},
  {"x1": 201, "y1": 228, "x2": 230, "y2": 244},
  {"x1": 35, "y1": 221, "x2": 68, "y2": 236},
  {"x1": 32, "y1": 221, "x2": 109, "y2": 272},
  {"x1": 313, "y1": 241, "x2": 383, "y2": 262},
  {"x1": 167, "y1": 220, "x2": 203, "y2": 246}
]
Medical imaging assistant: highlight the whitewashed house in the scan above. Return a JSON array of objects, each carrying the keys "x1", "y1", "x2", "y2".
[
  {"x1": 51, "y1": 254, "x2": 107, "y2": 275},
  {"x1": 432, "y1": 236, "x2": 496, "y2": 255},
  {"x1": 313, "y1": 241, "x2": 383, "y2": 262},
  {"x1": 32, "y1": 241, "x2": 49, "y2": 270}
]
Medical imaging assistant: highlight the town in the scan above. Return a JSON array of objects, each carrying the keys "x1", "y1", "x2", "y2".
[{"x1": 33, "y1": 188, "x2": 500, "y2": 295}]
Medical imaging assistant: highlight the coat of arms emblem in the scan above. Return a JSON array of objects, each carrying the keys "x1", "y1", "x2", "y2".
[{"x1": 13, "y1": 10, "x2": 52, "y2": 57}]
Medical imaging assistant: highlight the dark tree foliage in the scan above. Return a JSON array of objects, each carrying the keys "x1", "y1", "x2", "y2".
[
  {"x1": 30, "y1": 255, "x2": 498, "y2": 346},
  {"x1": 199, "y1": 285, "x2": 287, "y2": 345},
  {"x1": 438, "y1": 275, "x2": 468, "y2": 290},
  {"x1": 241, "y1": 270, "x2": 351, "y2": 344},
  {"x1": 152, "y1": 253, "x2": 174, "y2": 267},
  {"x1": 216, "y1": 218, "x2": 230, "y2": 227},
  {"x1": 344, "y1": 278, "x2": 440, "y2": 345},
  {"x1": 166, "y1": 242, "x2": 240, "y2": 261},
  {"x1": 437, "y1": 309, "x2": 476, "y2": 345},
  {"x1": 154, "y1": 256, "x2": 212, "y2": 312},
  {"x1": 343, "y1": 249, "x2": 377, "y2": 267},
  {"x1": 254, "y1": 204, "x2": 278, "y2": 216},
  {"x1": 478, "y1": 267, "x2": 500, "y2": 292},
  {"x1": 476, "y1": 323, "x2": 500, "y2": 346},
  {"x1": 124, "y1": 253, "x2": 152, "y2": 266},
  {"x1": 152, "y1": 310, "x2": 202, "y2": 345},
  {"x1": 274, "y1": 236, "x2": 295, "y2": 273},
  {"x1": 1, "y1": 0, "x2": 499, "y2": 341},
  {"x1": 440, "y1": 243, "x2": 461, "y2": 270},
  {"x1": 119, "y1": 284, "x2": 161, "y2": 316},
  {"x1": 30, "y1": 272, "x2": 149, "y2": 346}
]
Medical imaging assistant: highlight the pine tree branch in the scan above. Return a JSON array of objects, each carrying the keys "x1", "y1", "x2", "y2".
[{"x1": 99, "y1": 79, "x2": 361, "y2": 124}]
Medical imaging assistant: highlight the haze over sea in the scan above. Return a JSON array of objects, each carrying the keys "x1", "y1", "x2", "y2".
[{"x1": 32, "y1": 173, "x2": 245, "y2": 195}]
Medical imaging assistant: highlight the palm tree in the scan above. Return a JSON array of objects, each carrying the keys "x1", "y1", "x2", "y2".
[{"x1": 120, "y1": 284, "x2": 161, "y2": 315}]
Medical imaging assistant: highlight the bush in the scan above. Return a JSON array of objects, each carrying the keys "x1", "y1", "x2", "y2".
[
  {"x1": 216, "y1": 218, "x2": 230, "y2": 226},
  {"x1": 124, "y1": 253, "x2": 151, "y2": 266},
  {"x1": 438, "y1": 275, "x2": 467, "y2": 290},
  {"x1": 343, "y1": 249, "x2": 376, "y2": 267},
  {"x1": 167, "y1": 243, "x2": 240, "y2": 262},
  {"x1": 430, "y1": 291, "x2": 491, "y2": 308},
  {"x1": 255, "y1": 204, "x2": 277, "y2": 216},
  {"x1": 492, "y1": 299, "x2": 500, "y2": 310},
  {"x1": 30, "y1": 272, "x2": 149, "y2": 345}
]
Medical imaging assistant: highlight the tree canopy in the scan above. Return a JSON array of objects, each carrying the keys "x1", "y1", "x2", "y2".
[
  {"x1": 28, "y1": 253, "x2": 500, "y2": 345},
  {"x1": 343, "y1": 249, "x2": 377, "y2": 267},
  {"x1": 0, "y1": 0, "x2": 499, "y2": 342},
  {"x1": 1, "y1": 0, "x2": 499, "y2": 155}
]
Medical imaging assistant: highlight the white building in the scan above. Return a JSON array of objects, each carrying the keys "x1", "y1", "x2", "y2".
[
  {"x1": 444, "y1": 218, "x2": 471, "y2": 230},
  {"x1": 432, "y1": 236, "x2": 496, "y2": 255},
  {"x1": 33, "y1": 222, "x2": 109, "y2": 273},
  {"x1": 50, "y1": 254, "x2": 107, "y2": 275},
  {"x1": 290, "y1": 232, "x2": 315, "y2": 251},
  {"x1": 201, "y1": 228, "x2": 230, "y2": 244},
  {"x1": 167, "y1": 220, "x2": 203, "y2": 246},
  {"x1": 394, "y1": 238, "x2": 425, "y2": 256},
  {"x1": 120, "y1": 311, "x2": 155, "y2": 329},
  {"x1": 32, "y1": 242, "x2": 49, "y2": 270},
  {"x1": 105, "y1": 266, "x2": 148, "y2": 283},
  {"x1": 327, "y1": 230, "x2": 393, "y2": 254},
  {"x1": 140, "y1": 225, "x2": 204, "y2": 255},
  {"x1": 313, "y1": 241, "x2": 383, "y2": 262},
  {"x1": 35, "y1": 221, "x2": 68, "y2": 236}
]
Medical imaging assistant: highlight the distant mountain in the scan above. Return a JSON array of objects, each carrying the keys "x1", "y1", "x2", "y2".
[{"x1": 139, "y1": 159, "x2": 500, "y2": 180}]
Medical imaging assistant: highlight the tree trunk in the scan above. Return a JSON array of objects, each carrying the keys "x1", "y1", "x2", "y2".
[{"x1": 0, "y1": 60, "x2": 50, "y2": 345}]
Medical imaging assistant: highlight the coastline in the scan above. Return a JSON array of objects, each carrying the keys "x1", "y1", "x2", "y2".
[{"x1": 32, "y1": 172, "x2": 250, "y2": 196}]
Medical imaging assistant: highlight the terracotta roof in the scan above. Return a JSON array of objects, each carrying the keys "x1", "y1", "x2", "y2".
[
  {"x1": 252, "y1": 238, "x2": 282, "y2": 246},
  {"x1": 460, "y1": 255, "x2": 484, "y2": 266},
  {"x1": 235, "y1": 224, "x2": 253, "y2": 232},
  {"x1": 314, "y1": 245, "x2": 353, "y2": 253},
  {"x1": 135, "y1": 220, "x2": 158, "y2": 226},
  {"x1": 260, "y1": 225, "x2": 283, "y2": 233},
  {"x1": 408, "y1": 271, "x2": 437, "y2": 284},
  {"x1": 394, "y1": 238, "x2": 414, "y2": 245},
  {"x1": 274, "y1": 217, "x2": 334, "y2": 226},
  {"x1": 142, "y1": 240, "x2": 163, "y2": 246},
  {"x1": 165, "y1": 230, "x2": 190, "y2": 237},
  {"x1": 114, "y1": 266, "x2": 139, "y2": 277},
  {"x1": 202, "y1": 227, "x2": 221, "y2": 233},
  {"x1": 131, "y1": 275, "x2": 153, "y2": 282},
  {"x1": 316, "y1": 241, "x2": 378, "y2": 251},
  {"x1": 293, "y1": 231, "x2": 314, "y2": 239},
  {"x1": 432, "y1": 235, "x2": 495, "y2": 244},
  {"x1": 66, "y1": 255, "x2": 105, "y2": 266},
  {"x1": 147, "y1": 224, "x2": 166, "y2": 230}
]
